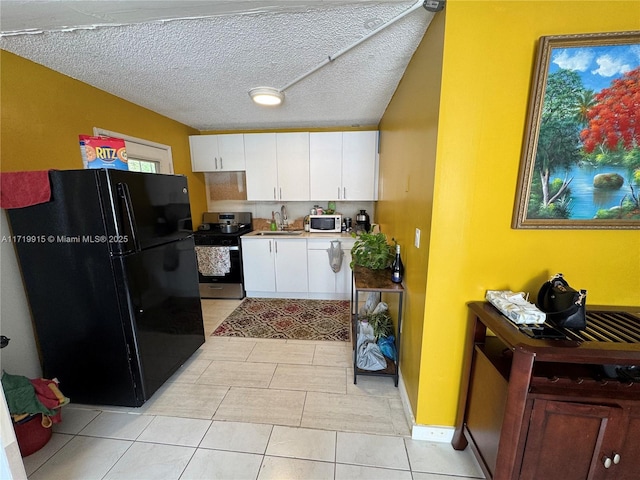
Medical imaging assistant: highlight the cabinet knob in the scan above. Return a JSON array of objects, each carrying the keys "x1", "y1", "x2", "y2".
[
  {"x1": 603, "y1": 456, "x2": 612, "y2": 469},
  {"x1": 220, "y1": 157, "x2": 223, "y2": 169},
  {"x1": 613, "y1": 453, "x2": 621, "y2": 464}
]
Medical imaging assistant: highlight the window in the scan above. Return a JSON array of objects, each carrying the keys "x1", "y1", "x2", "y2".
[
  {"x1": 93, "y1": 128, "x2": 173, "y2": 174},
  {"x1": 127, "y1": 159, "x2": 159, "y2": 173}
]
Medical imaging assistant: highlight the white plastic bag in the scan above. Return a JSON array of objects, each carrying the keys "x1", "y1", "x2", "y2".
[
  {"x1": 359, "y1": 292, "x2": 381, "y2": 317},
  {"x1": 357, "y1": 320, "x2": 374, "y2": 337},
  {"x1": 371, "y1": 301, "x2": 388, "y2": 315},
  {"x1": 327, "y1": 241, "x2": 344, "y2": 273},
  {"x1": 356, "y1": 320, "x2": 386, "y2": 371}
]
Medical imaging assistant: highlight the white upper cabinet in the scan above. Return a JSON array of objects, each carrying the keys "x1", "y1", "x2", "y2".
[
  {"x1": 194, "y1": 130, "x2": 377, "y2": 200},
  {"x1": 342, "y1": 131, "x2": 378, "y2": 200},
  {"x1": 276, "y1": 132, "x2": 310, "y2": 201},
  {"x1": 309, "y1": 131, "x2": 378, "y2": 201},
  {"x1": 245, "y1": 133, "x2": 278, "y2": 200},
  {"x1": 189, "y1": 134, "x2": 245, "y2": 171},
  {"x1": 309, "y1": 132, "x2": 342, "y2": 200},
  {"x1": 245, "y1": 132, "x2": 310, "y2": 201}
]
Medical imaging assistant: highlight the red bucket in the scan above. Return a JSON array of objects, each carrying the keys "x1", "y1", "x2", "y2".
[{"x1": 13, "y1": 411, "x2": 59, "y2": 457}]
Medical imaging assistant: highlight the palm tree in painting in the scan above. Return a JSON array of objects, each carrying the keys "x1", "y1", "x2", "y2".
[{"x1": 575, "y1": 89, "x2": 596, "y2": 126}]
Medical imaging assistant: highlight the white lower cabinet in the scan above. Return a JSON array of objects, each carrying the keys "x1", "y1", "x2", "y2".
[
  {"x1": 241, "y1": 238, "x2": 276, "y2": 293},
  {"x1": 307, "y1": 238, "x2": 354, "y2": 300},
  {"x1": 241, "y1": 238, "x2": 308, "y2": 297},
  {"x1": 242, "y1": 236, "x2": 353, "y2": 299}
]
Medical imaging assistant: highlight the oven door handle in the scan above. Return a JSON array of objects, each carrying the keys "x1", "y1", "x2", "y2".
[{"x1": 195, "y1": 245, "x2": 239, "y2": 251}]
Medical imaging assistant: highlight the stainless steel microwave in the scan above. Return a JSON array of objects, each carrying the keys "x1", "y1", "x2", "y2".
[{"x1": 309, "y1": 214, "x2": 342, "y2": 232}]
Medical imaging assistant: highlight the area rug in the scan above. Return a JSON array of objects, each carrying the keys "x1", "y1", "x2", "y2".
[{"x1": 212, "y1": 298, "x2": 351, "y2": 341}]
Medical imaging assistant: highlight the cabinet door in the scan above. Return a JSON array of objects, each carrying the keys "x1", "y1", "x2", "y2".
[
  {"x1": 335, "y1": 249, "x2": 353, "y2": 297},
  {"x1": 216, "y1": 134, "x2": 246, "y2": 171},
  {"x1": 274, "y1": 239, "x2": 308, "y2": 293},
  {"x1": 308, "y1": 248, "x2": 337, "y2": 293},
  {"x1": 189, "y1": 135, "x2": 219, "y2": 171},
  {"x1": 276, "y1": 132, "x2": 310, "y2": 200},
  {"x1": 241, "y1": 238, "x2": 276, "y2": 292},
  {"x1": 342, "y1": 131, "x2": 378, "y2": 200},
  {"x1": 310, "y1": 132, "x2": 342, "y2": 201},
  {"x1": 607, "y1": 406, "x2": 640, "y2": 479},
  {"x1": 519, "y1": 399, "x2": 618, "y2": 480},
  {"x1": 245, "y1": 133, "x2": 278, "y2": 201}
]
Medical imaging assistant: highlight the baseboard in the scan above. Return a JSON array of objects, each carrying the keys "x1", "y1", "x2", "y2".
[
  {"x1": 397, "y1": 369, "x2": 454, "y2": 443},
  {"x1": 396, "y1": 370, "x2": 416, "y2": 426}
]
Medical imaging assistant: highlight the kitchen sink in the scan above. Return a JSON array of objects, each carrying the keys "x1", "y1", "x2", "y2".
[{"x1": 254, "y1": 230, "x2": 303, "y2": 236}]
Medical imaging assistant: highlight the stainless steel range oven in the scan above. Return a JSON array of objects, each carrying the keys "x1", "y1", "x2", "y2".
[{"x1": 193, "y1": 212, "x2": 252, "y2": 299}]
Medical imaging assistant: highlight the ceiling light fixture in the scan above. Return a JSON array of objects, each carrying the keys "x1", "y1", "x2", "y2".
[
  {"x1": 249, "y1": 0, "x2": 436, "y2": 107},
  {"x1": 249, "y1": 87, "x2": 284, "y2": 106}
]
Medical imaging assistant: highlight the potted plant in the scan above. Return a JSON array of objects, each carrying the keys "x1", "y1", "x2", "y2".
[{"x1": 350, "y1": 231, "x2": 393, "y2": 270}]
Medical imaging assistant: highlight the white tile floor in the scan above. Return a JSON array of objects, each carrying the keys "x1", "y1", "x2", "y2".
[{"x1": 21, "y1": 299, "x2": 484, "y2": 480}]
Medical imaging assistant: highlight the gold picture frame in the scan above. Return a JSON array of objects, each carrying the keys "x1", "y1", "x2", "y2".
[{"x1": 513, "y1": 31, "x2": 640, "y2": 229}]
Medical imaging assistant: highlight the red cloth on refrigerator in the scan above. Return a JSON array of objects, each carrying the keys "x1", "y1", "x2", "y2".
[{"x1": 0, "y1": 170, "x2": 51, "y2": 209}]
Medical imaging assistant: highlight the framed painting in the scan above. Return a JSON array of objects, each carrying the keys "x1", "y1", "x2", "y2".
[{"x1": 513, "y1": 31, "x2": 640, "y2": 229}]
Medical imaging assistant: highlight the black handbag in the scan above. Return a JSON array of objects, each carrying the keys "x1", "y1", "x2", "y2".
[{"x1": 536, "y1": 273, "x2": 587, "y2": 330}]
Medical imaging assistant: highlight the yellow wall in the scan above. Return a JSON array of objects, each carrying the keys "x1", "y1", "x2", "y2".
[
  {"x1": 378, "y1": 10, "x2": 445, "y2": 415},
  {"x1": 378, "y1": 0, "x2": 640, "y2": 428},
  {"x1": 0, "y1": 51, "x2": 206, "y2": 222}
]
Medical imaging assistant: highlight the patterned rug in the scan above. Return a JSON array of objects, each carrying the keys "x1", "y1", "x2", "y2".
[{"x1": 212, "y1": 298, "x2": 351, "y2": 341}]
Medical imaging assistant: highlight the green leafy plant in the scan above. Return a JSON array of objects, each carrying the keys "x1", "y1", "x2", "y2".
[
  {"x1": 367, "y1": 311, "x2": 394, "y2": 339},
  {"x1": 350, "y1": 231, "x2": 393, "y2": 270}
]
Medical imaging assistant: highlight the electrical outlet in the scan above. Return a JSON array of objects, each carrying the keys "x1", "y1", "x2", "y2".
[{"x1": 415, "y1": 228, "x2": 421, "y2": 248}]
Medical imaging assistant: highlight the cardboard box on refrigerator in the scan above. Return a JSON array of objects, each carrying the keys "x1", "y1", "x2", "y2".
[{"x1": 79, "y1": 135, "x2": 128, "y2": 170}]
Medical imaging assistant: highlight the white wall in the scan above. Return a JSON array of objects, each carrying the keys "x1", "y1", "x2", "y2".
[
  {"x1": 0, "y1": 210, "x2": 42, "y2": 379},
  {"x1": 1, "y1": 387, "x2": 27, "y2": 480}
]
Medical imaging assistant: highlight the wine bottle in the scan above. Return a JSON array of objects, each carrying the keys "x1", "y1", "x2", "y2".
[{"x1": 391, "y1": 244, "x2": 404, "y2": 283}]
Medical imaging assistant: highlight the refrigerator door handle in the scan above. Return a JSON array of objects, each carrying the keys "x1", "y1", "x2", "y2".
[{"x1": 117, "y1": 182, "x2": 141, "y2": 253}]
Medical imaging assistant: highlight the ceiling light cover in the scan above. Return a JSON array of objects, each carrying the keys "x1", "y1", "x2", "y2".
[{"x1": 249, "y1": 87, "x2": 284, "y2": 106}]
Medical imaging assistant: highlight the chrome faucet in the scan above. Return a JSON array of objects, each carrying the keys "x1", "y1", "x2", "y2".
[{"x1": 280, "y1": 205, "x2": 288, "y2": 229}]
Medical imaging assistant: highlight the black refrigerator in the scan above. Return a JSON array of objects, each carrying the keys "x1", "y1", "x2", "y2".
[{"x1": 7, "y1": 169, "x2": 205, "y2": 407}]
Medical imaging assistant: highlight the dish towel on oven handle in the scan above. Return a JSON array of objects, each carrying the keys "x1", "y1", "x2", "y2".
[
  {"x1": 195, "y1": 246, "x2": 231, "y2": 276},
  {"x1": 485, "y1": 290, "x2": 546, "y2": 325}
]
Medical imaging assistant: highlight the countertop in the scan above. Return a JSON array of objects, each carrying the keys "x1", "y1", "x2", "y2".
[{"x1": 241, "y1": 230, "x2": 357, "y2": 240}]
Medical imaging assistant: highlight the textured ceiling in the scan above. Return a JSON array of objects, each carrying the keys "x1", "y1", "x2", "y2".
[{"x1": 0, "y1": 1, "x2": 435, "y2": 131}]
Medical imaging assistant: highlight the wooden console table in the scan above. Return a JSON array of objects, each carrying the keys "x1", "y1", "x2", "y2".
[
  {"x1": 351, "y1": 265, "x2": 404, "y2": 386},
  {"x1": 452, "y1": 302, "x2": 640, "y2": 480}
]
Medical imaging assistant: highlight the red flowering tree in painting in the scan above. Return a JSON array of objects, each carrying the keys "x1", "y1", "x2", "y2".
[
  {"x1": 581, "y1": 66, "x2": 640, "y2": 153},
  {"x1": 580, "y1": 66, "x2": 640, "y2": 219}
]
